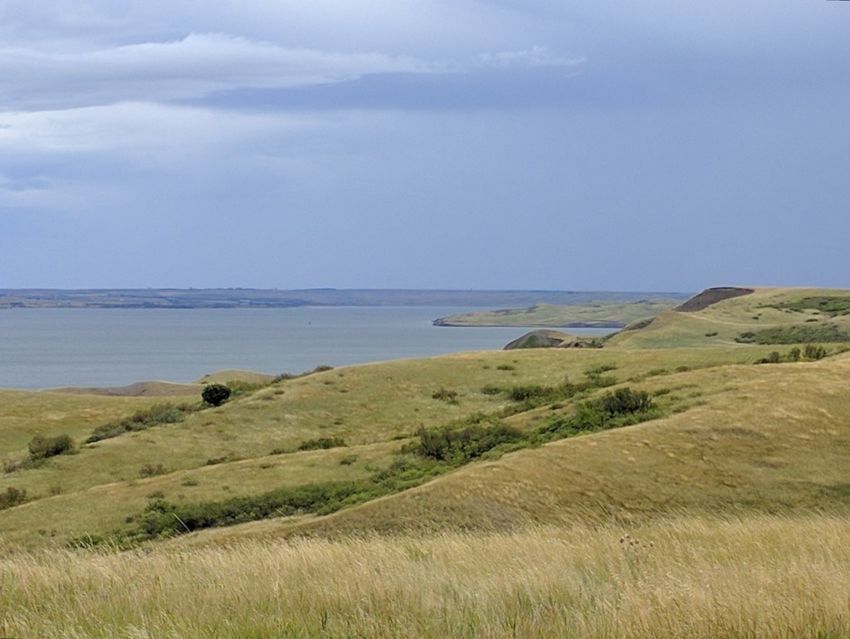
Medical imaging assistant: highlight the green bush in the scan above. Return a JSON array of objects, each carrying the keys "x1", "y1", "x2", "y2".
[
  {"x1": 598, "y1": 387, "x2": 653, "y2": 416},
  {"x1": 202, "y1": 383, "x2": 231, "y2": 407},
  {"x1": 507, "y1": 385, "x2": 553, "y2": 402},
  {"x1": 28, "y1": 434, "x2": 74, "y2": 460},
  {"x1": 431, "y1": 387, "x2": 459, "y2": 403},
  {"x1": 771, "y1": 296, "x2": 850, "y2": 317},
  {"x1": 0, "y1": 487, "x2": 26, "y2": 510},
  {"x1": 136, "y1": 481, "x2": 369, "y2": 539},
  {"x1": 804, "y1": 344, "x2": 828, "y2": 360},
  {"x1": 480, "y1": 385, "x2": 503, "y2": 395},
  {"x1": 410, "y1": 420, "x2": 523, "y2": 464},
  {"x1": 87, "y1": 403, "x2": 193, "y2": 443},
  {"x1": 297, "y1": 437, "x2": 347, "y2": 451},
  {"x1": 536, "y1": 387, "x2": 656, "y2": 439},
  {"x1": 736, "y1": 324, "x2": 850, "y2": 345}
]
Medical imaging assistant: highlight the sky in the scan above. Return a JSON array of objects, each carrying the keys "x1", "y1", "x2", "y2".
[{"x1": 1, "y1": 0, "x2": 848, "y2": 291}]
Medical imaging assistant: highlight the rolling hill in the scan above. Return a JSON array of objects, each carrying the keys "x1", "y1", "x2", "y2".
[{"x1": 1, "y1": 286, "x2": 850, "y2": 637}]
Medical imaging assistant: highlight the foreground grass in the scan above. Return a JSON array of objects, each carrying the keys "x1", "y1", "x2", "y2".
[{"x1": 1, "y1": 514, "x2": 848, "y2": 638}]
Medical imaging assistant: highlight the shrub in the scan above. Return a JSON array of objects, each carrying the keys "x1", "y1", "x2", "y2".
[
  {"x1": 431, "y1": 388, "x2": 459, "y2": 403},
  {"x1": 135, "y1": 481, "x2": 367, "y2": 539},
  {"x1": 411, "y1": 420, "x2": 523, "y2": 464},
  {"x1": 3, "y1": 458, "x2": 22, "y2": 474},
  {"x1": 507, "y1": 385, "x2": 552, "y2": 402},
  {"x1": 536, "y1": 387, "x2": 655, "y2": 439},
  {"x1": 772, "y1": 296, "x2": 850, "y2": 317},
  {"x1": 597, "y1": 388, "x2": 654, "y2": 416},
  {"x1": 804, "y1": 344, "x2": 828, "y2": 360},
  {"x1": 28, "y1": 434, "x2": 74, "y2": 460},
  {"x1": 139, "y1": 463, "x2": 168, "y2": 478},
  {"x1": 496, "y1": 364, "x2": 515, "y2": 371},
  {"x1": 202, "y1": 383, "x2": 231, "y2": 407},
  {"x1": 297, "y1": 437, "x2": 347, "y2": 451},
  {"x1": 87, "y1": 403, "x2": 192, "y2": 443},
  {"x1": 0, "y1": 487, "x2": 26, "y2": 510},
  {"x1": 736, "y1": 324, "x2": 850, "y2": 345},
  {"x1": 480, "y1": 385, "x2": 503, "y2": 395}
]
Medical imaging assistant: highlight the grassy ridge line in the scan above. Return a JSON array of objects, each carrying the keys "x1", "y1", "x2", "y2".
[
  {"x1": 433, "y1": 300, "x2": 679, "y2": 327},
  {"x1": 610, "y1": 287, "x2": 850, "y2": 349},
  {"x1": 2, "y1": 515, "x2": 849, "y2": 638}
]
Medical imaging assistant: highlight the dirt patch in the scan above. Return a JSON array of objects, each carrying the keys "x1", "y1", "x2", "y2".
[{"x1": 675, "y1": 287, "x2": 754, "y2": 312}]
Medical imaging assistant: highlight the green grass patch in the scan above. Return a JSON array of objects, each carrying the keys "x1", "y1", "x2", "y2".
[
  {"x1": 736, "y1": 324, "x2": 850, "y2": 345},
  {"x1": 768, "y1": 296, "x2": 850, "y2": 317}
]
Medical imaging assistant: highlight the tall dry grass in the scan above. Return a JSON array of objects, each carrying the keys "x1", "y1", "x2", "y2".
[{"x1": 1, "y1": 513, "x2": 848, "y2": 638}]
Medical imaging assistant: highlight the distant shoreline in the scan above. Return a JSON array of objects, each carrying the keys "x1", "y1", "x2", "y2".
[{"x1": 0, "y1": 288, "x2": 690, "y2": 310}]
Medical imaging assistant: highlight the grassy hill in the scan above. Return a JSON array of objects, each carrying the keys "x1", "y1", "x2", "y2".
[
  {"x1": 433, "y1": 299, "x2": 681, "y2": 327},
  {"x1": 609, "y1": 286, "x2": 850, "y2": 349},
  {"x1": 2, "y1": 286, "x2": 850, "y2": 636}
]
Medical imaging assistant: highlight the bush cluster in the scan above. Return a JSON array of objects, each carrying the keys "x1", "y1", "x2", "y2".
[
  {"x1": 409, "y1": 419, "x2": 523, "y2": 464},
  {"x1": 494, "y1": 368, "x2": 618, "y2": 415},
  {"x1": 297, "y1": 437, "x2": 347, "y2": 451},
  {"x1": 129, "y1": 453, "x2": 446, "y2": 542},
  {"x1": 431, "y1": 388, "x2": 460, "y2": 403},
  {"x1": 136, "y1": 481, "x2": 369, "y2": 539},
  {"x1": 536, "y1": 387, "x2": 656, "y2": 440},
  {"x1": 28, "y1": 434, "x2": 74, "y2": 460},
  {"x1": 736, "y1": 324, "x2": 850, "y2": 345},
  {"x1": 754, "y1": 344, "x2": 829, "y2": 364},
  {"x1": 87, "y1": 403, "x2": 193, "y2": 443},
  {"x1": 0, "y1": 487, "x2": 26, "y2": 510}
]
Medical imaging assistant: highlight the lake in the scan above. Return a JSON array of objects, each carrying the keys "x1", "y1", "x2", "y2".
[{"x1": 0, "y1": 307, "x2": 612, "y2": 389}]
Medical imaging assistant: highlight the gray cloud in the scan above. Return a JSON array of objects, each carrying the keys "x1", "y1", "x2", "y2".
[{"x1": 0, "y1": 34, "x2": 439, "y2": 111}]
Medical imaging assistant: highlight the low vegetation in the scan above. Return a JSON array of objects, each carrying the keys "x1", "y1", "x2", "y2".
[
  {"x1": 28, "y1": 434, "x2": 74, "y2": 460},
  {"x1": 430, "y1": 387, "x2": 459, "y2": 403},
  {"x1": 86, "y1": 403, "x2": 195, "y2": 443},
  {"x1": 271, "y1": 364, "x2": 334, "y2": 383},
  {"x1": 768, "y1": 295, "x2": 850, "y2": 316},
  {"x1": 0, "y1": 487, "x2": 26, "y2": 510},
  {"x1": 5, "y1": 515, "x2": 850, "y2": 638},
  {"x1": 736, "y1": 323, "x2": 850, "y2": 344},
  {"x1": 201, "y1": 383, "x2": 231, "y2": 407},
  {"x1": 410, "y1": 419, "x2": 523, "y2": 464},
  {"x1": 297, "y1": 437, "x2": 347, "y2": 451}
]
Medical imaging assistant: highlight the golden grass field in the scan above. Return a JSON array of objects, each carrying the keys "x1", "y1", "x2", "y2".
[
  {"x1": 1, "y1": 287, "x2": 850, "y2": 637},
  {"x1": 2, "y1": 515, "x2": 849, "y2": 638}
]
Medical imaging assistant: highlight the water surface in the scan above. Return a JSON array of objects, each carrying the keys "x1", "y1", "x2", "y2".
[{"x1": 0, "y1": 307, "x2": 611, "y2": 389}]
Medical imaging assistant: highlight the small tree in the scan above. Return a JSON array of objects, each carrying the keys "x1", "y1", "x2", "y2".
[{"x1": 202, "y1": 383, "x2": 231, "y2": 407}]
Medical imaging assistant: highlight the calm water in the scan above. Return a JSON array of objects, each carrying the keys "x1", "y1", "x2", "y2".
[{"x1": 0, "y1": 307, "x2": 612, "y2": 389}]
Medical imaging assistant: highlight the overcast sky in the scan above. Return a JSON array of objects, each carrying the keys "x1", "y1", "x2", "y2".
[{"x1": 1, "y1": 1, "x2": 848, "y2": 291}]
